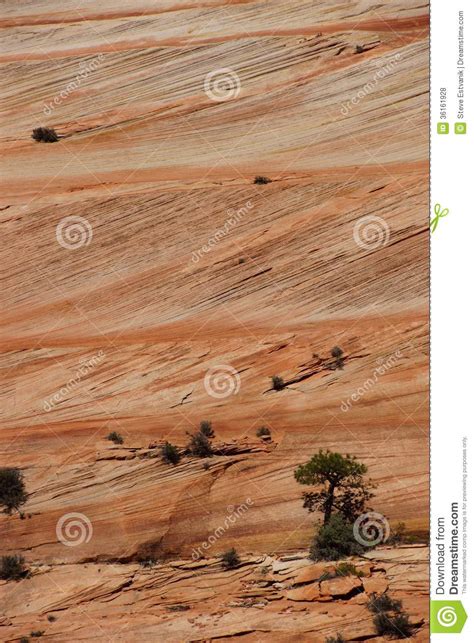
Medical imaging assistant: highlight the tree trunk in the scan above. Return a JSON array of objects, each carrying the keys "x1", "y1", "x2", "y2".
[{"x1": 323, "y1": 481, "x2": 336, "y2": 524}]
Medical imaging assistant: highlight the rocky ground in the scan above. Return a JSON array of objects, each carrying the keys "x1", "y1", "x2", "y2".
[{"x1": 1, "y1": 545, "x2": 428, "y2": 641}]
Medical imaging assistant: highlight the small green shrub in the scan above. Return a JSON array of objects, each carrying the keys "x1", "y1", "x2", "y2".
[
  {"x1": 373, "y1": 612, "x2": 412, "y2": 638},
  {"x1": 166, "y1": 604, "x2": 190, "y2": 612},
  {"x1": 199, "y1": 420, "x2": 215, "y2": 438},
  {"x1": 318, "y1": 562, "x2": 364, "y2": 582},
  {"x1": 0, "y1": 554, "x2": 28, "y2": 581},
  {"x1": 188, "y1": 431, "x2": 213, "y2": 458},
  {"x1": 47, "y1": 615, "x2": 56, "y2": 622},
  {"x1": 221, "y1": 548, "x2": 241, "y2": 569},
  {"x1": 329, "y1": 346, "x2": 344, "y2": 370},
  {"x1": 256, "y1": 426, "x2": 271, "y2": 438},
  {"x1": 368, "y1": 593, "x2": 412, "y2": 639},
  {"x1": 0, "y1": 467, "x2": 28, "y2": 514},
  {"x1": 271, "y1": 375, "x2": 285, "y2": 391},
  {"x1": 254, "y1": 176, "x2": 271, "y2": 185},
  {"x1": 335, "y1": 562, "x2": 365, "y2": 577},
  {"x1": 325, "y1": 635, "x2": 346, "y2": 643},
  {"x1": 367, "y1": 592, "x2": 402, "y2": 614},
  {"x1": 107, "y1": 431, "x2": 124, "y2": 445},
  {"x1": 309, "y1": 514, "x2": 365, "y2": 561},
  {"x1": 31, "y1": 127, "x2": 58, "y2": 143},
  {"x1": 387, "y1": 521, "x2": 407, "y2": 545},
  {"x1": 161, "y1": 442, "x2": 181, "y2": 465}
]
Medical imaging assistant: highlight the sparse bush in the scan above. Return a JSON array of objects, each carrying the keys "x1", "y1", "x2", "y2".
[
  {"x1": 329, "y1": 346, "x2": 344, "y2": 370},
  {"x1": 166, "y1": 604, "x2": 190, "y2": 612},
  {"x1": 161, "y1": 442, "x2": 181, "y2": 465},
  {"x1": 355, "y1": 45, "x2": 365, "y2": 54},
  {"x1": 254, "y1": 176, "x2": 271, "y2": 185},
  {"x1": 271, "y1": 375, "x2": 285, "y2": 391},
  {"x1": 325, "y1": 635, "x2": 345, "y2": 643},
  {"x1": 0, "y1": 467, "x2": 28, "y2": 514},
  {"x1": 137, "y1": 541, "x2": 158, "y2": 567},
  {"x1": 373, "y1": 612, "x2": 412, "y2": 638},
  {"x1": 199, "y1": 420, "x2": 215, "y2": 438},
  {"x1": 20, "y1": 638, "x2": 30, "y2": 643},
  {"x1": 31, "y1": 127, "x2": 58, "y2": 143},
  {"x1": 221, "y1": 548, "x2": 241, "y2": 569},
  {"x1": 47, "y1": 615, "x2": 56, "y2": 622},
  {"x1": 367, "y1": 593, "x2": 402, "y2": 614},
  {"x1": 188, "y1": 431, "x2": 213, "y2": 458},
  {"x1": 309, "y1": 514, "x2": 365, "y2": 561},
  {"x1": 202, "y1": 461, "x2": 211, "y2": 470},
  {"x1": 0, "y1": 555, "x2": 28, "y2": 581},
  {"x1": 106, "y1": 431, "x2": 124, "y2": 445},
  {"x1": 30, "y1": 632, "x2": 44, "y2": 639},
  {"x1": 368, "y1": 593, "x2": 412, "y2": 638},
  {"x1": 335, "y1": 562, "x2": 365, "y2": 577},
  {"x1": 387, "y1": 521, "x2": 407, "y2": 546},
  {"x1": 256, "y1": 426, "x2": 271, "y2": 438},
  {"x1": 318, "y1": 562, "x2": 365, "y2": 582}
]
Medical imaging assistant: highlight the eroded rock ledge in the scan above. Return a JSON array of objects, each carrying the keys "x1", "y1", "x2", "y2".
[{"x1": 0, "y1": 546, "x2": 428, "y2": 641}]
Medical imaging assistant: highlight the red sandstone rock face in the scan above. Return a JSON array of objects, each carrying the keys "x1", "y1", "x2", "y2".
[
  {"x1": 0, "y1": 0, "x2": 428, "y2": 639},
  {"x1": 0, "y1": 547, "x2": 428, "y2": 640}
]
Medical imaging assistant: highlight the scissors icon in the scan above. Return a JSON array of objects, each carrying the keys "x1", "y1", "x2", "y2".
[{"x1": 430, "y1": 203, "x2": 449, "y2": 233}]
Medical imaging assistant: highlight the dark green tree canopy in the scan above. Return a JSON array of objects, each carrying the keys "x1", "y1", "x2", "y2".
[
  {"x1": 0, "y1": 468, "x2": 28, "y2": 514},
  {"x1": 294, "y1": 450, "x2": 375, "y2": 523},
  {"x1": 161, "y1": 442, "x2": 181, "y2": 465},
  {"x1": 199, "y1": 421, "x2": 215, "y2": 439},
  {"x1": 187, "y1": 431, "x2": 213, "y2": 458}
]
